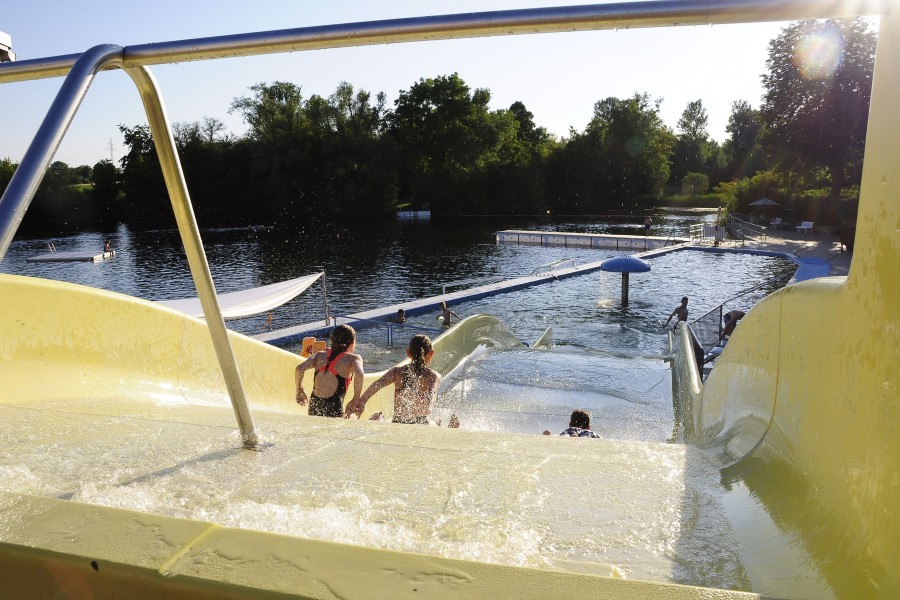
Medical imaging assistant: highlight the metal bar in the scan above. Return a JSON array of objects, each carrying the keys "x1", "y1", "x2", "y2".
[
  {"x1": 0, "y1": 45, "x2": 122, "y2": 259},
  {"x1": 125, "y1": 65, "x2": 258, "y2": 449},
  {"x1": 0, "y1": 0, "x2": 888, "y2": 84}
]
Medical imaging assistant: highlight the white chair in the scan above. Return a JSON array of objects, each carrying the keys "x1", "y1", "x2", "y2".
[
  {"x1": 796, "y1": 221, "x2": 814, "y2": 233},
  {"x1": 769, "y1": 217, "x2": 782, "y2": 228}
]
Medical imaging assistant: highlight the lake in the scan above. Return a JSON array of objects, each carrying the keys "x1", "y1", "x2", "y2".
[{"x1": 2, "y1": 211, "x2": 797, "y2": 438}]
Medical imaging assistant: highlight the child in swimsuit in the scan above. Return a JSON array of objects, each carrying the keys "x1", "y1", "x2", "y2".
[
  {"x1": 437, "y1": 301, "x2": 461, "y2": 327},
  {"x1": 345, "y1": 334, "x2": 453, "y2": 426},
  {"x1": 295, "y1": 324, "x2": 364, "y2": 417}
]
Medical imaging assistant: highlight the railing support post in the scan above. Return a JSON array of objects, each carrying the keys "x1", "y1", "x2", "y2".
[{"x1": 126, "y1": 65, "x2": 258, "y2": 449}]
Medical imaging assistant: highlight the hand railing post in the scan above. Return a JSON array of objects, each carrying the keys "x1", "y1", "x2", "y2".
[
  {"x1": 0, "y1": 45, "x2": 123, "y2": 260},
  {"x1": 126, "y1": 65, "x2": 258, "y2": 449}
]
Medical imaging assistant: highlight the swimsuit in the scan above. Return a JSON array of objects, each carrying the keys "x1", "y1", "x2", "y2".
[
  {"x1": 559, "y1": 427, "x2": 601, "y2": 438},
  {"x1": 308, "y1": 350, "x2": 352, "y2": 418}
]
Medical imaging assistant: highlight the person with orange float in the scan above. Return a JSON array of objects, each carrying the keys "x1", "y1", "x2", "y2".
[{"x1": 295, "y1": 324, "x2": 364, "y2": 418}]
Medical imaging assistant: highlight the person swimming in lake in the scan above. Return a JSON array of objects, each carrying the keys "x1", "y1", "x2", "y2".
[
  {"x1": 437, "y1": 301, "x2": 461, "y2": 327},
  {"x1": 345, "y1": 334, "x2": 455, "y2": 426},
  {"x1": 295, "y1": 324, "x2": 364, "y2": 418}
]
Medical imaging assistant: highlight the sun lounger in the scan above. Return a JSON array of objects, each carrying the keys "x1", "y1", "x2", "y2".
[
  {"x1": 769, "y1": 217, "x2": 782, "y2": 228},
  {"x1": 796, "y1": 221, "x2": 814, "y2": 233}
]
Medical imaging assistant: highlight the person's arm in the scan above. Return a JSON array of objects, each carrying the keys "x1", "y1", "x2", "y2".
[
  {"x1": 344, "y1": 367, "x2": 396, "y2": 418},
  {"x1": 664, "y1": 309, "x2": 676, "y2": 326},
  {"x1": 294, "y1": 353, "x2": 320, "y2": 405}
]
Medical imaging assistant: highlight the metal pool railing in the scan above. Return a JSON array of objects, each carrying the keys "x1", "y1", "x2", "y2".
[
  {"x1": 530, "y1": 258, "x2": 577, "y2": 276},
  {"x1": 332, "y1": 315, "x2": 443, "y2": 348},
  {"x1": 0, "y1": 0, "x2": 885, "y2": 448},
  {"x1": 728, "y1": 214, "x2": 768, "y2": 244}
]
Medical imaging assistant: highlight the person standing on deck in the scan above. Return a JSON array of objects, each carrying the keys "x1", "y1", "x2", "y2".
[{"x1": 644, "y1": 216, "x2": 653, "y2": 236}]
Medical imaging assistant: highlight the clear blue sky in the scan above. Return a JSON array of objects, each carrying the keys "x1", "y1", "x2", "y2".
[{"x1": 1, "y1": 0, "x2": 794, "y2": 168}]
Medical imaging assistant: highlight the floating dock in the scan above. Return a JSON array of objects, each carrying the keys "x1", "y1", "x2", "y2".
[
  {"x1": 496, "y1": 229, "x2": 689, "y2": 250},
  {"x1": 27, "y1": 250, "x2": 115, "y2": 263}
]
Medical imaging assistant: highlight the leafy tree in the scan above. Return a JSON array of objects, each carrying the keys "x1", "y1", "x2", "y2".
[
  {"x1": 589, "y1": 93, "x2": 675, "y2": 204},
  {"x1": 389, "y1": 73, "x2": 496, "y2": 214},
  {"x1": 117, "y1": 124, "x2": 169, "y2": 226},
  {"x1": 682, "y1": 172, "x2": 709, "y2": 196},
  {"x1": 724, "y1": 100, "x2": 766, "y2": 180},
  {"x1": 201, "y1": 117, "x2": 226, "y2": 144},
  {"x1": 91, "y1": 159, "x2": 122, "y2": 226},
  {"x1": 670, "y1": 100, "x2": 710, "y2": 184},
  {"x1": 0, "y1": 157, "x2": 16, "y2": 195},
  {"x1": 760, "y1": 18, "x2": 875, "y2": 198},
  {"x1": 230, "y1": 81, "x2": 309, "y2": 145}
]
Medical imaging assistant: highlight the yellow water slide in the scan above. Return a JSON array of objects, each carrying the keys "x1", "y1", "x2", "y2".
[
  {"x1": 672, "y1": 4, "x2": 900, "y2": 593},
  {"x1": 1, "y1": 5, "x2": 899, "y2": 600}
]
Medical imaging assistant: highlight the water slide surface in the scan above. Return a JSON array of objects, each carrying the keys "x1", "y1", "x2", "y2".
[{"x1": 2, "y1": 2, "x2": 899, "y2": 599}]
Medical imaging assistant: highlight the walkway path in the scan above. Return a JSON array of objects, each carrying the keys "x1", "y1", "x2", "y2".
[{"x1": 714, "y1": 228, "x2": 851, "y2": 276}]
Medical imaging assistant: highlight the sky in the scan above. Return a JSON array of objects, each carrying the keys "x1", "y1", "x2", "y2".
[{"x1": 0, "y1": 0, "x2": 797, "y2": 168}]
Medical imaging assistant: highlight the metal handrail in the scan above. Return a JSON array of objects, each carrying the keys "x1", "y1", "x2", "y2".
[
  {"x1": 728, "y1": 214, "x2": 768, "y2": 244},
  {"x1": 332, "y1": 314, "x2": 443, "y2": 347},
  {"x1": 0, "y1": 0, "x2": 888, "y2": 449},
  {"x1": 0, "y1": 1, "x2": 886, "y2": 85},
  {"x1": 530, "y1": 258, "x2": 576, "y2": 276}
]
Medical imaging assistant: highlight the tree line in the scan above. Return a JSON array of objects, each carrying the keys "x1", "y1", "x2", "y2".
[{"x1": 1, "y1": 18, "x2": 875, "y2": 235}]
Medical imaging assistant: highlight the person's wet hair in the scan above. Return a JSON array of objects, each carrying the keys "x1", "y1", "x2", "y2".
[
  {"x1": 406, "y1": 334, "x2": 433, "y2": 376},
  {"x1": 569, "y1": 409, "x2": 591, "y2": 430},
  {"x1": 325, "y1": 324, "x2": 356, "y2": 370}
]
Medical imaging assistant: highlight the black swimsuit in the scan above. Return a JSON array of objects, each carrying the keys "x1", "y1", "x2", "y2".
[{"x1": 308, "y1": 350, "x2": 351, "y2": 418}]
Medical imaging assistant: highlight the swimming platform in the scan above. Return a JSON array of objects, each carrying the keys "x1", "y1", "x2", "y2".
[
  {"x1": 255, "y1": 229, "x2": 850, "y2": 345},
  {"x1": 26, "y1": 249, "x2": 115, "y2": 263}
]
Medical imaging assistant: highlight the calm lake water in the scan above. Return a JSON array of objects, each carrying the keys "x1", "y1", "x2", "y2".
[{"x1": 3, "y1": 211, "x2": 796, "y2": 437}]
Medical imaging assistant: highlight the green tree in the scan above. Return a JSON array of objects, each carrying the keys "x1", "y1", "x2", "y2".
[
  {"x1": 682, "y1": 172, "x2": 709, "y2": 196},
  {"x1": 723, "y1": 100, "x2": 766, "y2": 180},
  {"x1": 760, "y1": 18, "x2": 875, "y2": 198},
  {"x1": 589, "y1": 93, "x2": 675, "y2": 204},
  {"x1": 91, "y1": 159, "x2": 122, "y2": 226},
  {"x1": 389, "y1": 73, "x2": 496, "y2": 214},
  {"x1": 670, "y1": 99, "x2": 710, "y2": 184},
  {"x1": 0, "y1": 157, "x2": 16, "y2": 195},
  {"x1": 117, "y1": 124, "x2": 169, "y2": 226}
]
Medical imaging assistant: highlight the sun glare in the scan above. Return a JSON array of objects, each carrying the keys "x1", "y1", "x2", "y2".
[{"x1": 794, "y1": 23, "x2": 843, "y2": 80}]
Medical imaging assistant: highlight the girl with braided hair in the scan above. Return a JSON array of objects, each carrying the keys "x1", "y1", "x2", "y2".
[
  {"x1": 295, "y1": 324, "x2": 364, "y2": 418},
  {"x1": 345, "y1": 334, "x2": 450, "y2": 425}
]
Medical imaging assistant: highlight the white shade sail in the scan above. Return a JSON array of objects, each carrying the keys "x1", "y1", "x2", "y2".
[{"x1": 157, "y1": 272, "x2": 322, "y2": 320}]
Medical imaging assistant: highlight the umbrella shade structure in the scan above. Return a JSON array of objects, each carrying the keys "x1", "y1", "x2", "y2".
[
  {"x1": 749, "y1": 197, "x2": 780, "y2": 226},
  {"x1": 601, "y1": 256, "x2": 651, "y2": 305},
  {"x1": 749, "y1": 197, "x2": 780, "y2": 207}
]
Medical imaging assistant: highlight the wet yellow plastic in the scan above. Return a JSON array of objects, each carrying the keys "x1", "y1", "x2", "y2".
[{"x1": 1, "y1": 7, "x2": 898, "y2": 600}]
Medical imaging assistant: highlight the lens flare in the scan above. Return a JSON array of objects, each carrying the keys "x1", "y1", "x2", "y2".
[{"x1": 793, "y1": 24, "x2": 843, "y2": 80}]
